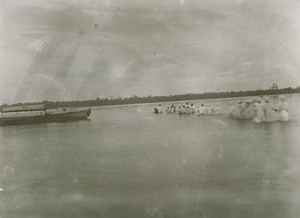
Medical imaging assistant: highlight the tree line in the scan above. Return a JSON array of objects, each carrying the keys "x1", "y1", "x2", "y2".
[{"x1": 1, "y1": 86, "x2": 300, "y2": 109}]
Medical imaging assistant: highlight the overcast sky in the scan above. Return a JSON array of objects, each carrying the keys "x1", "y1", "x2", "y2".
[{"x1": 0, "y1": 0, "x2": 300, "y2": 103}]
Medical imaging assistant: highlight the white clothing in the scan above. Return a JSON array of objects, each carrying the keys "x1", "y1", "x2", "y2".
[
  {"x1": 277, "y1": 101, "x2": 289, "y2": 121},
  {"x1": 253, "y1": 102, "x2": 264, "y2": 123}
]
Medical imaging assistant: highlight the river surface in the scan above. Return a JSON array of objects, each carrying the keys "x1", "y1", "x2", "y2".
[{"x1": 0, "y1": 94, "x2": 300, "y2": 218}]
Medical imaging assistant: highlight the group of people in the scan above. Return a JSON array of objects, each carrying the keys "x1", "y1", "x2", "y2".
[
  {"x1": 154, "y1": 95, "x2": 289, "y2": 123},
  {"x1": 229, "y1": 95, "x2": 289, "y2": 123},
  {"x1": 154, "y1": 102, "x2": 222, "y2": 115}
]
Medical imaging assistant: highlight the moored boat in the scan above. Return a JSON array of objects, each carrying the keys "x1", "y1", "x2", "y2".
[{"x1": 0, "y1": 104, "x2": 91, "y2": 125}]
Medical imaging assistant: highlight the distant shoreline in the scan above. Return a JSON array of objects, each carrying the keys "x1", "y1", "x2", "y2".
[
  {"x1": 95, "y1": 93, "x2": 300, "y2": 108},
  {"x1": 1, "y1": 87, "x2": 300, "y2": 109}
]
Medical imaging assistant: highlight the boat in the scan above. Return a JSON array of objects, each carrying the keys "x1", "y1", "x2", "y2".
[{"x1": 0, "y1": 104, "x2": 91, "y2": 125}]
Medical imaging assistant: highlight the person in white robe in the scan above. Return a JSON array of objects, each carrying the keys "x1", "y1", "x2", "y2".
[
  {"x1": 253, "y1": 98, "x2": 264, "y2": 123},
  {"x1": 198, "y1": 104, "x2": 206, "y2": 115},
  {"x1": 190, "y1": 103, "x2": 196, "y2": 114},
  {"x1": 157, "y1": 104, "x2": 163, "y2": 114},
  {"x1": 262, "y1": 97, "x2": 277, "y2": 122},
  {"x1": 277, "y1": 96, "x2": 289, "y2": 121}
]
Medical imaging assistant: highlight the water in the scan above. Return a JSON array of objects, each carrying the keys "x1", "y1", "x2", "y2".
[{"x1": 0, "y1": 94, "x2": 300, "y2": 218}]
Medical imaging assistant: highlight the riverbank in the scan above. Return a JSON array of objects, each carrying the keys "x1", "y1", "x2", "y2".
[{"x1": 1, "y1": 87, "x2": 299, "y2": 110}]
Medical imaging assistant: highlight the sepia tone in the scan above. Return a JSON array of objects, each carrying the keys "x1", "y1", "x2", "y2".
[{"x1": 0, "y1": 0, "x2": 300, "y2": 217}]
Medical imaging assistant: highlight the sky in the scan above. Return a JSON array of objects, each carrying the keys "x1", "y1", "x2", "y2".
[{"x1": 0, "y1": 0, "x2": 300, "y2": 104}]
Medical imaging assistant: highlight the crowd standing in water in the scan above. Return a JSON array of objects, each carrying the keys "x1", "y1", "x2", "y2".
[
  {"x1": 154, "y1": 102, "x2": 223, "y2": 116},
  {"x1": 153, "y1": 95, "x2": 289, "y2": 123},
  {"x1": 229, "y1": 95, "x2": 289, "y2": 123}
]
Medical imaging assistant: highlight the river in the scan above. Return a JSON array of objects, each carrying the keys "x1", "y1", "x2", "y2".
[{"x1": 0, "y1": 94, "x2": 300, "y2": 218}]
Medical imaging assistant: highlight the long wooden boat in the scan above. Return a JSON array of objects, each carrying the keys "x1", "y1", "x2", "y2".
[{"x1": 0, "y1": 104, "x2": 91, "y2": 125}]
